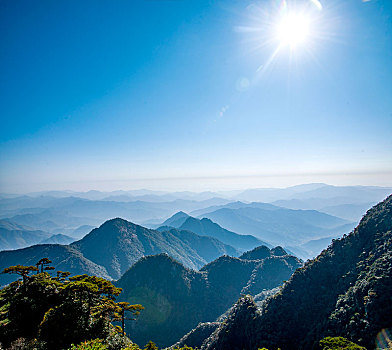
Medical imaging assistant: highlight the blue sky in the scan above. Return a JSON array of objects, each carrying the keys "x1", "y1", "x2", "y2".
[{"x1": 1, "y1": 0, "x2": 391, "y2": 192}]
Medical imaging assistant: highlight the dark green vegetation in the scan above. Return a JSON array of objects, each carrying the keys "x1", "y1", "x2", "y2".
[
  {"x1": 0, "y1": 260, "x2": 142, "y2": 350},
  {"x1": 200, "y1": 195, "x2": 392, "y2": 350},
  {"x1": 319, "y1": 336, "x2": 366, "y2": 350},
  {"x1": 67, "y1": 339, "x2": 194, "y2": 350},
  {"x1": 0, "y1": 218, "x2": 239, "y2": 284},
  {"x1": 171, "y1": 322, "x2": 220, "y2": 350},
  {"x1": 160, "y1": 214, "x2": 269, "y2": 251},
  {"x1": 117, "y1": 246, "x2": 301, "y2": 348}
]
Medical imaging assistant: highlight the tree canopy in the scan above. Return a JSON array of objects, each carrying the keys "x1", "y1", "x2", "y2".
[{"x1": 0, "y1": 259, "x2": 142, "y2": 350}]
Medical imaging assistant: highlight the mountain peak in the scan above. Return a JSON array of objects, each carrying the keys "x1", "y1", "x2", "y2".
[
  {"x1": 161, "y1": 211, "x2": 190, "y2": 228},
  {"x1": 270, "y1": 246, "x2": 287, "y2": 256},
  {"x1": 239, "y1": 245, "x2": 271, "y2": 260},
  {"x1": 101, "y1": 217, "x2": 133, "y2": 227},
  {"x1": 71, "y1": 217, "x2": 239, "y2": 279},
  {"x1": 178, "y1": 215, "x2": 268, "y2": 251}
]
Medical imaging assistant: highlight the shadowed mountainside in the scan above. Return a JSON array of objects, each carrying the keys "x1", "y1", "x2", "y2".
[
  {"x1": 200, "y1": 195, "x2": 392, "y2": 350},
  {"x1": 117, "y1": 246, "x2": 301, "y2": 347}
]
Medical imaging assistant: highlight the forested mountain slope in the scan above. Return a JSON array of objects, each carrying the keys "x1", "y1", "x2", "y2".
[
  {"x1": 201, "y1": 195, "x2": 392, "y2": 350},
  {"x1": 117, "y1": 246, "x2": 301, "y2": 347}
]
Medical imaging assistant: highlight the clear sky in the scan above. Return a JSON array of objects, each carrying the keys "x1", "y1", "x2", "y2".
[{"x1": 1, "y1": 0, "x2": 391, "y2": 193}]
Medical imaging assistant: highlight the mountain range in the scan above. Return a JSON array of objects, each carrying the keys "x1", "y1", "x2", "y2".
[
  {"x1": 3, "y1": 183, "x2": 388, "y2": 203},
  {"x1": 0, "y1": 219, "x2": 77, "y2": 251},
  {"x1": 0, "y1": 219, "x2": 52, "y2": 251},
  {"x1": 196, "y1": 204, "x2": 352, "y2": 243},
  {"x1": 1, "y1": 184, "x2": 389, "y2": 241},
  {"x1": 157, "y1": 213, "x2": 269, "y2": 251},
  {"x1": 190, "y1": 194, "x2": 392, "y2": 350},
  {"x1": 0, "y1": 217, "x2": 241, "y2": 284}
]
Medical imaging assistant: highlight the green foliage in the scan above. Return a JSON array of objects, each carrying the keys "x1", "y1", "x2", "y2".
[
  {"x1": 0, "y1": 258, "x2": 142, "y2": 350},
  {"x1": 2, "y1": 264, "x2": 38, "y2": 284},
  {"x1": 36, "y1": 258, "x2": 54, "y2": 274},
  {"x1": 122, "y1": 346, "x2": 142, "y2": 350},
  {"x1": 319, "y1": 336, "x2": 366, "y2": 350},
  {"x1": 5, "y1": 338, "x2": 46, "y2": 350},
  {"x1": 68, "y1": 339, "x2": 108, "y2": 350},
  {"x1": 112, "y1": 301, "x2": 144, "y2": 337},
  {"x1": 143, "y1": 341, "x2": 158, "y2": 350}
]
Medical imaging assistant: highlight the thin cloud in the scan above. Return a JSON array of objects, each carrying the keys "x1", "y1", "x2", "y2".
[{"x1": 219, "y1": 105, "x2": 229, "y2": 117}]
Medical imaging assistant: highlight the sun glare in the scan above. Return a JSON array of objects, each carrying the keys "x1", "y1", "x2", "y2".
[{"x1": 276, "y1": 13, "x2": 310, "y2": 47}]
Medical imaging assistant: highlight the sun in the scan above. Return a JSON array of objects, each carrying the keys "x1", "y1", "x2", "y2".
[{"x1": 276, "y1": 12, "x2": 311, "y2": 47}]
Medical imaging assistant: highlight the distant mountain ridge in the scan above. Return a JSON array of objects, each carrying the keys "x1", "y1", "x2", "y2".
[
  {"x1": 40, "y1": 233, "x2": 75, "y2": 245},
  {"x1": 1, "y1": 184, "x2": 388, "y2": 257},
  {"x1": 197, "y1": 205, "x2": 355, "y2": 248},
  {"x1": 0, "y1": 219, "x2": 51, "y2": 251},
  {"x1": 71, "y1": 218, "x2": 239, "y2": 279},
  {"x1": 159, "y1": 211, "x2": 190, "y2": 228},
  {"x1": 0, "y1": 217, "x2": 241, "y2": 283},
  {"x1": 179, "y1": 216, "x2": 270, "y2": 251},
  {"x1": 158, "y1": 212, "x2": 270, "y2": 251}
]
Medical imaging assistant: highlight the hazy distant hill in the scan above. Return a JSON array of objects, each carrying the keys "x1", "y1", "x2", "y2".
[
  {"x1": 71, "y1": 218, "x2": 239, "y2": 279},
  {"x1": 233, "y1": 184, "x2": 392, "y2": 203},
  {"x1": 318, "y1": 202, "x2": 376, "y2": 222},
  {"x1": 0, "y1": 244, "x2": 110, "y2": 286},
  {"x1": 7, "y1": 209, "x2": 97, "y2": 234},
  {"x1": 272, "y1": 198, "x2": 375, "y2": 222},
  {"x1": 189, "y1": 201, "x2": 279, "y2": 218},
  {"x1": 117, "y1": 246, "x2": 301, "y2": 347},
  {"x1": 71, "y1": 224, "x2": 96, "y2": 238},
  {"x1": 40, "y1": 233, "x2": 75, "y2": 245},
  {"x1": 0, "y1": 195, "x2": 231, "y2": 236},
  {"x1": 177, "y1": 216, "x2": 270, "y2": 251},
  {"x1": 160, "y1": 211, "x2": 190, "y2": 228},
  {"x1": 1, "y1": 185, "x2": 389, "y2": 248},
  {"x1": 0, "y1": 219, "x2": 51, "y2": 251},
  {"x1": 198, "y1": 205, "x2": 354, "y2": 247},
  {"x1": 200, "y1": 195, "x2": 392, "y2": 350}
]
